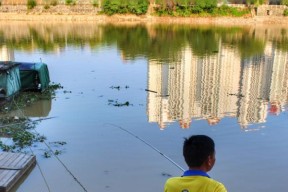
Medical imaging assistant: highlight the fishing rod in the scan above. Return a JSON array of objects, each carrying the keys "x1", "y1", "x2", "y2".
[
  {"x1": 105, "y1": 123, "x2": 185, "y2": 172},
  {"x1": 0, "y1": 116, "x2": 57, "y2": 128}
]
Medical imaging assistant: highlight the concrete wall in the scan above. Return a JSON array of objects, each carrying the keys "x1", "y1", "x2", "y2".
[{"x1": 256, "y1": 5, "x2": 287, "y2": 16}]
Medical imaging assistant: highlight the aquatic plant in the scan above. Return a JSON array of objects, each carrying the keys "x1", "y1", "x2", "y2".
[
  {"x1": 0, "y1": 83, "x2": 65, "y2": 156},
  {"x1": 108, "y1": 99, "x2": 132, "y2": 107},
  {"x1": 0, "y1": 116, "x2": 44, "y2": 152}
]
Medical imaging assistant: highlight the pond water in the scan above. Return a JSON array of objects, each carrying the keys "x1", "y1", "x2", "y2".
[{"x1": 1, "y1": 22, "x2": 288, "y2": 192}]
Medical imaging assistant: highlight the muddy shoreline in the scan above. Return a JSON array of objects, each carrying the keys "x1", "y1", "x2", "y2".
[{"x1": 0, "y1": 13, "x2": 288, "y2": 26}]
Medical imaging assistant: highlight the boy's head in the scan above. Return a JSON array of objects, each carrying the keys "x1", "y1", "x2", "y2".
[{"x1": 183, "y1": 135, "x2": 215, "y2": 171}]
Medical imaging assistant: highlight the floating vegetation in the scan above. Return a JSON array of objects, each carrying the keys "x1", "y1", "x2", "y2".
[
  {"x1": 42, "y1": 142, "x2": 67, "y2": 158},
  {"x1": 0, "y1": 83, "x2": 65, "y2": 156},
  {"x1": 108, "y1": 85, "x2": 132, "y2": 106},
  {"x1": 108, "y1": 99, "x2": 132, "y2": 107},
  {"x1": 0, "y1": 116, "x2": 46, "y2": 152},
  {"x1": 109, "y1": 85, "x2": 130, "y2": 90},
  {"x1": 49, "y1": 141, "x2": 67, "y2": 146}
]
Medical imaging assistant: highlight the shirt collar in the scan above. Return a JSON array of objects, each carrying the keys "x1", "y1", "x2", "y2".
[{"x1": 182, "y1": 170, "x2": 210, "y2": 178}]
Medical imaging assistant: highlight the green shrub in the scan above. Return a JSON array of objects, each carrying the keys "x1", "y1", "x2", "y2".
[
  {"x1": 195, "y1": 0, "x2": 217, "y2": 11},
  {"x1": 44, "y1": 4, "x2": 50, "y2": 9},
  {"x1": 154, "y1": 0, "x2": 217, "y2": 15},
  {"x1": 284, "y1": 9, "x2": 288, "y2": 16},
  {"x1": 65, "y1": 0, "x2": 76, "y2": 5},
  {"x1": 212, "y1": 5, "x2": 250, "y2": 16},
  {"x1": 27, "y1": 0, "x2": 37, "y2": 9},
  {"x1": 102, "y1": 0, "x2": 149, "y2": 15}
]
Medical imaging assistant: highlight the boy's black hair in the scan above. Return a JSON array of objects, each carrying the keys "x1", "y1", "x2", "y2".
[{"x1": 183, "y1": 135, "x2": 215, "y2": 168}]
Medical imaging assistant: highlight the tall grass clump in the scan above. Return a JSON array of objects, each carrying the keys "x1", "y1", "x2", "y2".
[{"x1": 102, "y1": 0, "x2": 149, "y2": 15}]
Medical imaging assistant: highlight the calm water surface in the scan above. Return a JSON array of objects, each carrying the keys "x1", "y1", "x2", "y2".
[{"x1": 1, "y1": 22, "x2": 288, "y2": 192}]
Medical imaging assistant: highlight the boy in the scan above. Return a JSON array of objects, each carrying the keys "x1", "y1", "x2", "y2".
[{"x1": 164, "y1": 135, "x2": 227, "y2": 192}]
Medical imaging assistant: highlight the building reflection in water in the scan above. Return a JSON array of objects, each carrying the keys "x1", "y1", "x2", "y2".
[
  {"x1": 147, "y1": 42, "x2": 288, "y2": 130},
  {"x1": 0, "y1": 45, "x2": 14, "y2": 61}
]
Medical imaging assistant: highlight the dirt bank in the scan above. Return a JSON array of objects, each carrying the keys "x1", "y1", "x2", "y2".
[{"x1": 0, "y1": 12, "x2": 287, "y2": 26}]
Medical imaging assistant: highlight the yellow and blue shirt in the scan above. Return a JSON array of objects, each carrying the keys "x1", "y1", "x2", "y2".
[{"x1": 164, "y1": 170, "x2": 227, "y2": 192}]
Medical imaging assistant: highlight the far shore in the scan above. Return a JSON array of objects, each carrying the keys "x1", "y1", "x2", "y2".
[{"x1": 0, "y1": 12, "x2": 288, "y2": 27}]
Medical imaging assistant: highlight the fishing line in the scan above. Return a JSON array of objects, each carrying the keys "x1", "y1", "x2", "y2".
[
  {"x1": 40, "y1": 140, "x2": 89, "y2": 192},
  {"x1": 10, "y1": 98, "x2": 89, "y2": 192},
  {"x1": 29, "y1": 147, "x2": 52, "y2": 192},
  {"x1": 8, "y1": 98, "x2": 52, "y2": 192},
  {"x1": 105, "y1": 123, "x2": 185, "y2": 172}
]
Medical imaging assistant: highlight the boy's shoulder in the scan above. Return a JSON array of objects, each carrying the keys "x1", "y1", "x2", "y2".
[{"x1": 165, "y1": 176, "x2": 227, "y2": 192}]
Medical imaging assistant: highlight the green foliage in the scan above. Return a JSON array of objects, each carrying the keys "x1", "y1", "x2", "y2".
[
  {"x1": 246, "y1": 0, "x2": 264, "y2": 5},
  {"x1": 65, "y1": 0, "x2": 76, "y2": 5},
  {"x1": 195, "y1": 0, "x2": 217, "y2": 11},
  {"x1": 284, "y1": 9, "x2": 288, "y2": 16},
  {"x1": 0, "y1": 117, "x2": 44, "y2": 152},
  {"x1": 102, "y1": 0, "x2": 149, "y2": 15},
  {"x1": 281, "y1": 0, "x2": 288, "y2": 5},
  {"x1": 154, "y1": 0, "x2": 221, "y2": 15},
  {"x1": 27, "y1": 0, "x2": 37, "y2": 9},
  {"x1": 0, "y1": 83, "x2": 63, "y2": 153},
  {"x1": 92, "y1": 0, "x2": 99, "y2": 7},
  {"x1": 212, "y1": 5, "x2": 250, "y2": 16}
]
